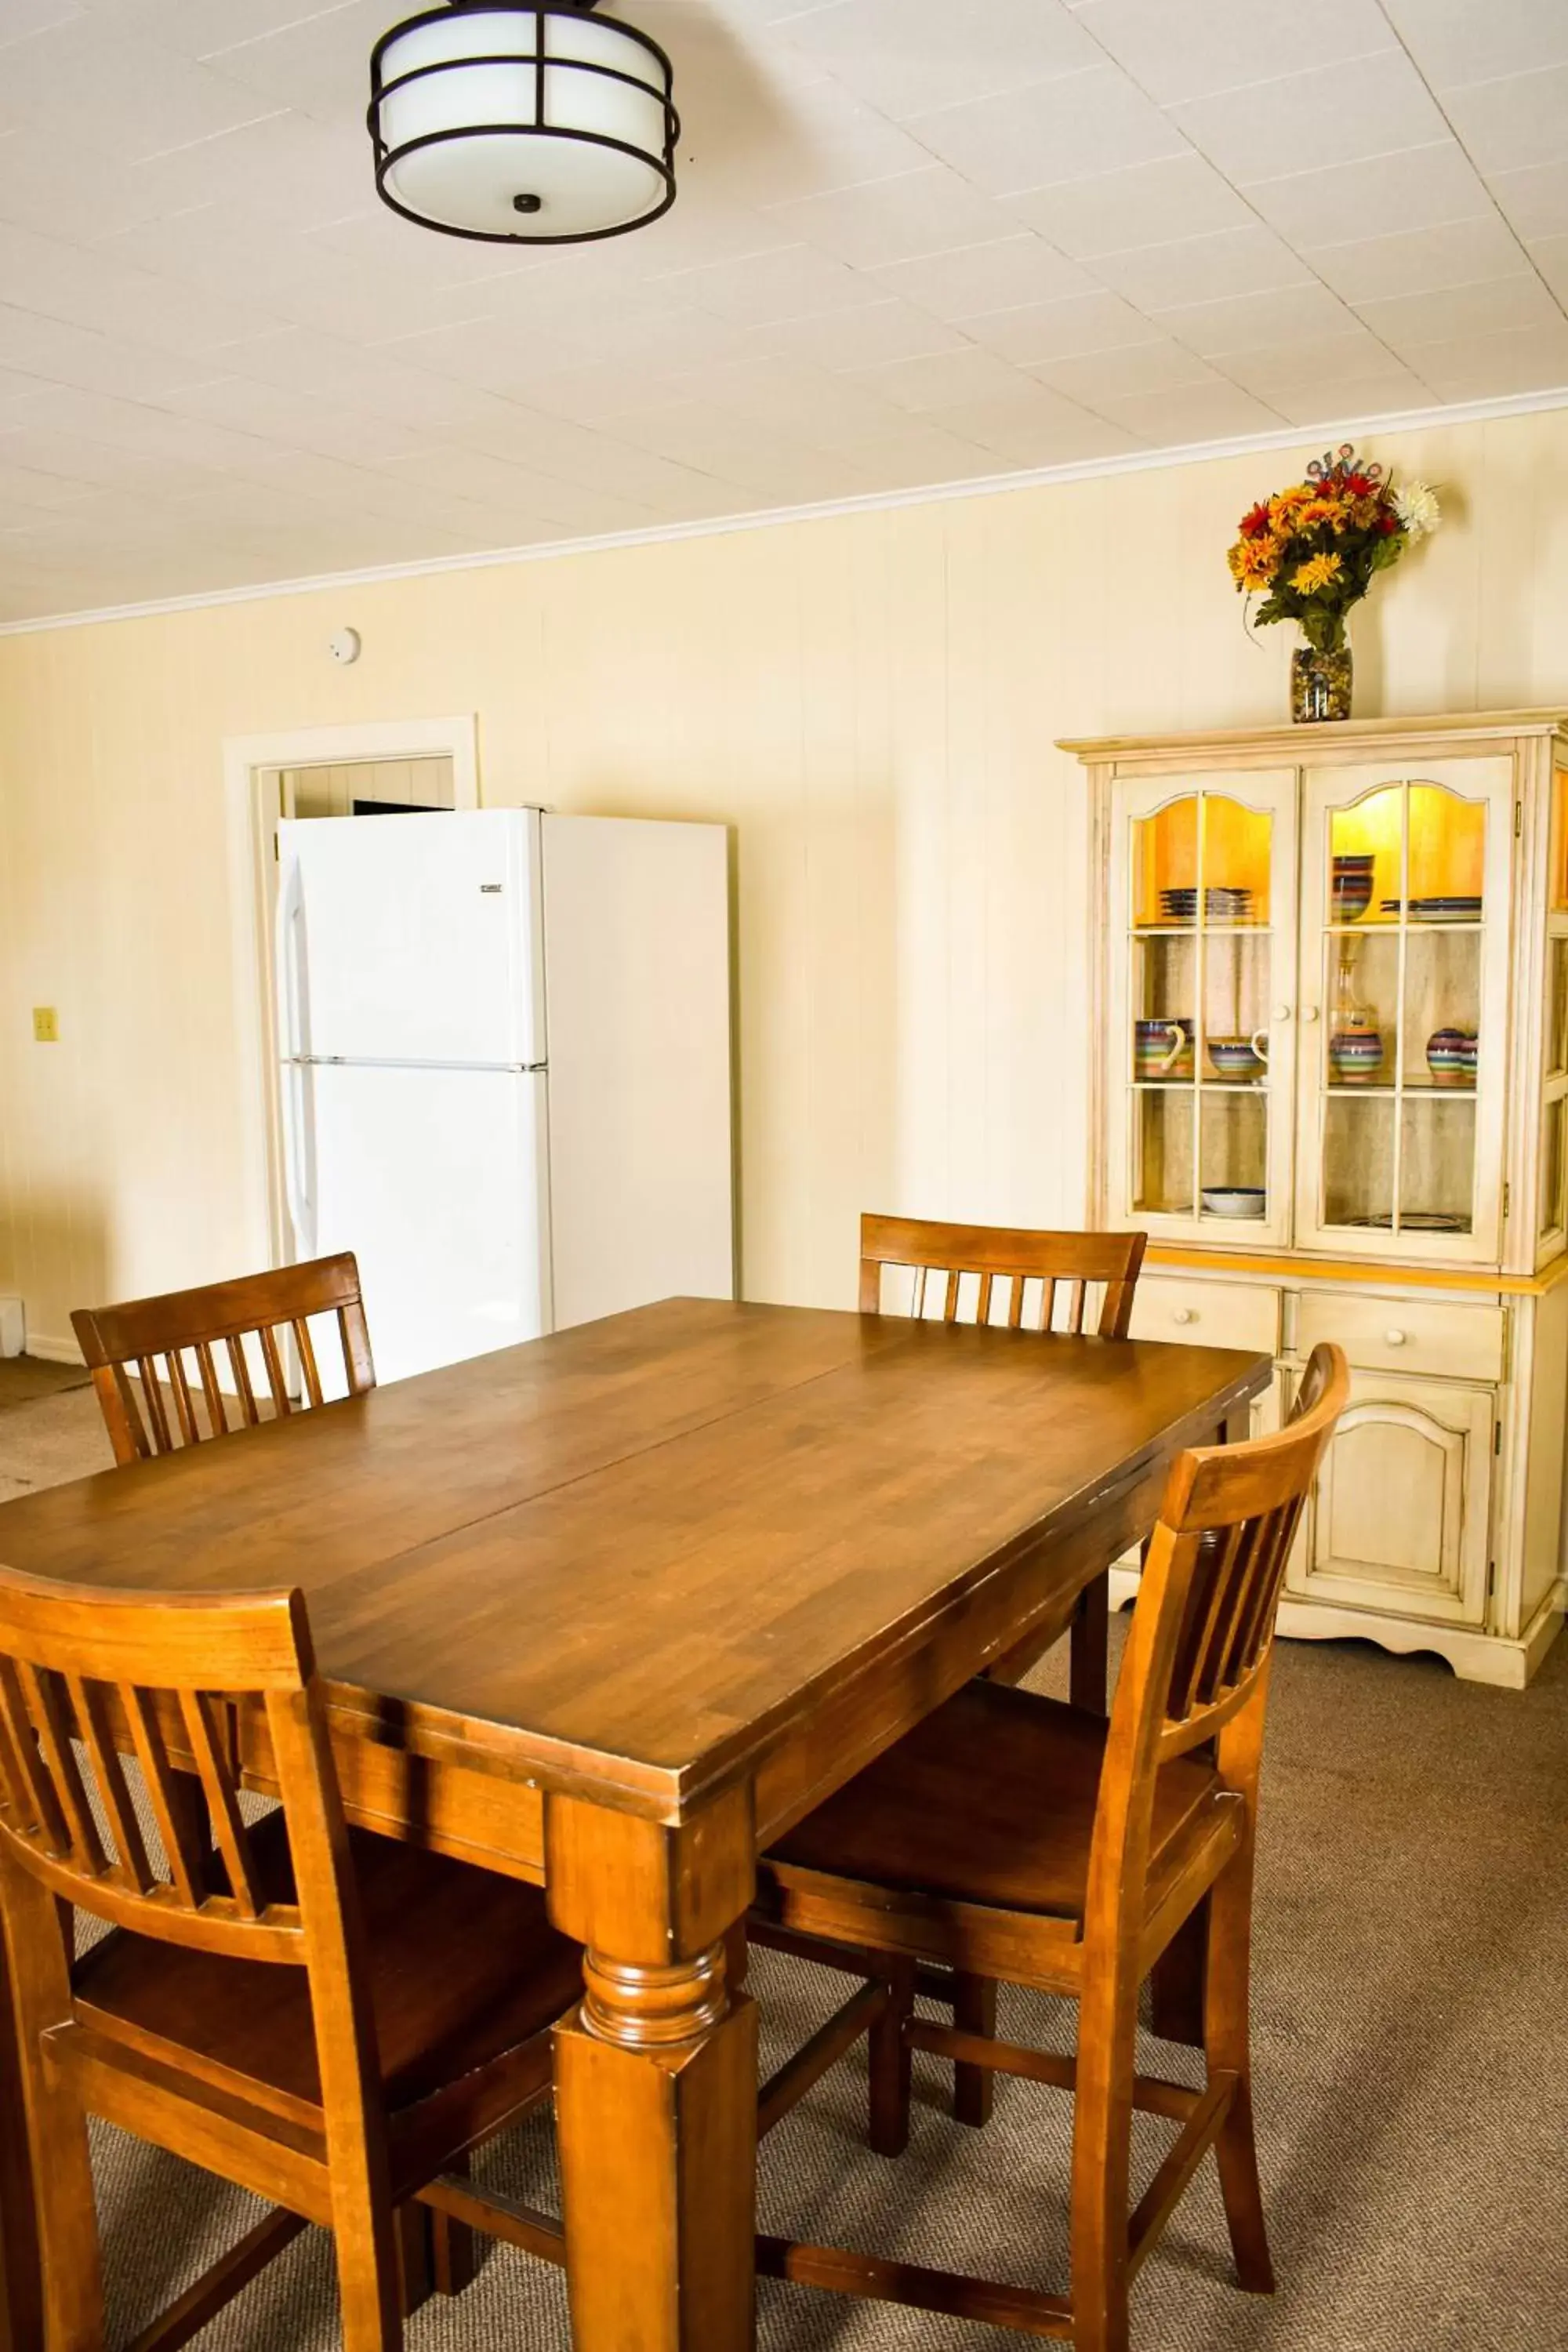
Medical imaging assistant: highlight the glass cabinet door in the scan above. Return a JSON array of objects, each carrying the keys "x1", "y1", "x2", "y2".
[
  {"x1": 1105, "y1": 769, "x2": 1298, "y2": 1247},
  {"x1": 1540, "y1": 760, "x2": 1568, "y2": 1261},
  {"x1": 1294, "y1": 757, "x2": 1513, "y2": 1263}
]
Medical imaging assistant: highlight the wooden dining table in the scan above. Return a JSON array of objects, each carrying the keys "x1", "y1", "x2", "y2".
[{"x1": 0, "y1": 1295, "x2": 1269, "y2": 2351}]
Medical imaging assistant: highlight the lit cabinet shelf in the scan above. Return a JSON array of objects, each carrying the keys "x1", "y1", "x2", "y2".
[{"x1": 1069, "y1": 710, "x2": 1568, "y2": 1688}]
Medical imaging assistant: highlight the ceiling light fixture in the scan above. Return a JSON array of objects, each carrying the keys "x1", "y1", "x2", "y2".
[{"x1": 368, "y1": 0, "x2": 678, "y2": 246}]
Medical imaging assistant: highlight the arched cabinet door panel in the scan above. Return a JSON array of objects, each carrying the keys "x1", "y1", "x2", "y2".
[{"x1": 1287, "y1": 1370, "x2": 1494, "y2": 1627}]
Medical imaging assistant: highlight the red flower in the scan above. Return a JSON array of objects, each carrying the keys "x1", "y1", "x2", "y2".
[
  {"x1": 1240, "y1": 501, "x2": 1272, "y2": 538},
  {"x1": 1345, "y1": 472, "x2": 1372, "y2": 495},
  {"x1": 1378, "y1": 513, "x2": 1398, "y2": 534}
]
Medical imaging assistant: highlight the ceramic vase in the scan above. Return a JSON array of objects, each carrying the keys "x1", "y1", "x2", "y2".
[
  {"x1": 1425, "y1": 1027, "x2": 1478, "y2": 1087},
  {"x1": 1329, "y1": 1022, "x2": 1384, "y2": 1082}
]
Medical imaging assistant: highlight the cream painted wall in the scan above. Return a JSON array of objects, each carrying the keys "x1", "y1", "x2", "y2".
[{"x1": 2, "y1": 406, "x2": 1566, "y2": 1355}]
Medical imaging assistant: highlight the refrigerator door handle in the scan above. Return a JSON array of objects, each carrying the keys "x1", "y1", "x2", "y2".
[{"x1": 280, "y1": 1062, "x2": 316, "y2": 1259}]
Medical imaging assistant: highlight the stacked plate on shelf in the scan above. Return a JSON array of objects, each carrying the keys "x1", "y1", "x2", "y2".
[
  {"x1": 1379, "y1": 895, "x2": 1483, "y2": 920},
  {"x1": 1158, "y1": 885, "x2": 1254, "y2": 923}
]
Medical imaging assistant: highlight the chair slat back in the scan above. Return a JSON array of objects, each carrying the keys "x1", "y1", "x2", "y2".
[
  {"x1": 0, "y1": 1568, "x2": 393, "y2": 2222},
  {"x1": 71, "y1": 1254, "x2": 376, "y2": 1468},
  {"x1": 1150, "y1": 1344, "x2": 1348, "y2": 1758},
  {"x1": 0, "y1": 1572, "x2": 327, "y2": 1961},
  {"x1": 858, "y1": 1215, "x2": 1148, "y2": 1340},
  {"x1": 1082, "y1": 1345, "x2": 1348, "y2": 1950}
]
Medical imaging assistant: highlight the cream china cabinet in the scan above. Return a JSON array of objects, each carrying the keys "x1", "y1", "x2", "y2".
[{"x1": 1069, "y1": 712, "x2": 1568, "y2": 1687}]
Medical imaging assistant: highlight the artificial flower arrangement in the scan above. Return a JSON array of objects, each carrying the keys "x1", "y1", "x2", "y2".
[{"x1": 1226, "y1": 445, "x2": 1440, "y2": 719}]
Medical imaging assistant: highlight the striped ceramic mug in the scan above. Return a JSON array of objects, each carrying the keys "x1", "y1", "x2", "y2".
[{"x1": 1134, "y1": 1018, "x2": 1193, "y2": 1078}]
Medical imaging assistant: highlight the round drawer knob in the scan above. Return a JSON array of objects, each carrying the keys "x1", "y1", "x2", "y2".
[
  {"x1": 1273, "y1": 1002, "x2": 1293, "y2": 1022},
  {"x1": 1385, "y1": 1328, "x2": 1407, "y2": 1347},
  {"x1": 1173, "y1": 1308, "x2": 1196, "y2": 1326},
  {"x1": 1302, "y1": 1006, "x2": 1321, "y2": 1024}
]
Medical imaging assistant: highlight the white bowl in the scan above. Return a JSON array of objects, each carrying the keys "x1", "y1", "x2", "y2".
[{"x1": 1200, "y1": 1187, "x2": 1266, "y2": 1219}]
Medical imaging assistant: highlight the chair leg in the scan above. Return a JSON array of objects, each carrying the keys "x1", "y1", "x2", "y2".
[
  {"x1": 1203, "y1": 1858, "x2": 1274, "y2": 2295},
  {"x1": 1068, "y1": 1975, "x2": 1136, "y2": 2352},
  {"x1": 31, "y1": 2079, "x2": 103, "y2": 2352},
  {"x1": 868, "y1": 1960, "x2": 913, "y2": 2158},
  {"x1": 1069, "y1": 1571, "x2": 1110, "y2": 1717},
  {"x1": 952, "y1": 1973, "x2": 996, "y2": 2129},
  {"x1": 2, "y1": 1865, "x2": 103, "y2": 2352},
  {"x1": 333, "y1": 2199, "x2": 405, "y2": 2352}
]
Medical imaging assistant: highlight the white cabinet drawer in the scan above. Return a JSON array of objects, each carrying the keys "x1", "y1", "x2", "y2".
[
  {"x1": 1128, "y1": 1275, "x2": 1279, "y2": 1355},
  {"x1": 1294, "y1": 1291, "x2": 1504, "y2": 1383}
]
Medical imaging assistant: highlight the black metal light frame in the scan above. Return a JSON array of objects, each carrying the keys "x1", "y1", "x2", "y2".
[{"x1": 368, "y1": 0, "x2": 679, "y2": 246}]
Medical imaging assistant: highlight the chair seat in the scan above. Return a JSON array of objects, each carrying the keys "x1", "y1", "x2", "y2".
[
  {"x1": 72, "y1": 1813, "x2": 583, "y2": 2129},
  {"x1": 761, "y1": 1681, "x2": 1235, "y2": 1949}
]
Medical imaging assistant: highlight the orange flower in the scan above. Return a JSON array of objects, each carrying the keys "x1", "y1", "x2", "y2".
[{"x1": 1229, "y1": 534, "x2": 1283, "y2": 590}]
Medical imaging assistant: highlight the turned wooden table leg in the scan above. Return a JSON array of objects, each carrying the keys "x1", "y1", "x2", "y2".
[{"x1": 547, "y1": 1788, "x2": 759, "y2": 2352}]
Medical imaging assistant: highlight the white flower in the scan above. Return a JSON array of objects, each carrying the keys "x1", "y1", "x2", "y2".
[{"x1": 1393, "y1": 479, "x2": 1441, "y2": 539}]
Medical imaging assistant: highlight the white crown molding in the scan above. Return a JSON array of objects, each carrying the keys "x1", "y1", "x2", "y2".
[{"x1": 2, "y1": 381, "x2": 1566, "y2": 641}]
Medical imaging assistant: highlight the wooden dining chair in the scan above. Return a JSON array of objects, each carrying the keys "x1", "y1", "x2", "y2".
[
  {"x1": 858, "y1": 1212, "x2": 1148, "y2": 1700},
  {"x1": 71, "y1": 1254, "x2": 376, "y2": 1468},
  {"x1": 750, "y1": 1342, "x2": 1349, "y2": 2352},
  {"x1": 0, "y1": 1567, "x2": 582, "y2": 2352},
  {"x1": 852, "y1": 1212, "x2": 1149, "y2": 2127}
]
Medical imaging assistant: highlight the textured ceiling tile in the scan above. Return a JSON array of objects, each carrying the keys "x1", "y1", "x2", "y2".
[
  {"x1": 750, "y1": 297, "x2": 967, "y2": 369},
  {"x1": 663, "y1": 241, "x2": 883, "y2": 324},
  {"x1": 959, "y1": 289, "x2": 1166, "y2": 364},
  {"x1": 1029, "y1": 338, "x2": 1226, "y2": 404},
  {"x1": 1243, "y1": 141, "x2": 1495, "y2": 247},
  {"x1": 918, "y1": 382, "x2": 1142, "y2": 465},
  {"x1": 906, "y1": 67, "x2": 1185, "y2": 198},
  {"x1": 1089, "y1": 224, "x2": 1312, "y2": 310},
  {"x1": 1389, "y1": 318, "x2": 1568, "y2": 397},
  {"x1": 1207, "y1": 324, "x2": 1412, "y2": 394},
  {"x1": 1171, "y1": 50, "x2": 1450, "y2": 184},
  {"x1": 773, "y1": 0, "x2": 1102, "y2": 120},
  {"x1": 1261, "y1": 367, "x2": 1437, "y2": 426},
  {"x1": 1355, "y1": 272, "x2": 1565, "y2": 347},
  {"x1": 0, "y1": 26, "x2": 280, "y2": 161},
  {"x1": 691, "y1": 76, "x2": 934, "y2": 209},
  {"x1": 1439, "y1": 63, "x2": 1568, "y2": 175},
  {"x1": 1081, "y1": 377, "x2": 1286, "y2": 439},
  {"x1": 1486, "y1": 158, "x2": 1568, "y2": 243},
  {"x1": 762, "y1": 165, "x2": 1011, "y2": 272},
  {"x1": 843, "y1": 343, "x2": 1036, "y2": 414},
  {"x1": 871, "y1": 234, "x2": 1093, "y2": 321},
  {"x1": 1377, "y1": 0, "x2": 1568, "y2": 89},
  {"x1": 1149, "y1": 280, "x2": 1367, "y2": 355},
  {"x1": 1007, "y1": 152, "x2": 1252, "y2": 258},
  {"x1": 1073, "y1": 0, "x2": 1396, "y2": 107},
  {"x1": 1305, "y1": 216, "x2": 1537, "y2": 303}
]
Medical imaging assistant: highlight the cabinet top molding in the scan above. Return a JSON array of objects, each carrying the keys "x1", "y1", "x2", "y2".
[{"x1": 1059, "y1": 708, "x2": 1568, "y2": 762}]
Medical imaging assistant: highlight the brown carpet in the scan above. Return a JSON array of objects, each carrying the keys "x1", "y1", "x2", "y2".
[{"x1": 1, "y1": 1390, "x2": 1565, "y2": 2350}]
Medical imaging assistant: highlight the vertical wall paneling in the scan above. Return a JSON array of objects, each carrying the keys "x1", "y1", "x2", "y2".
[{"x1": 1, "y1": 412, "x2": 1566, "y2": 1348}]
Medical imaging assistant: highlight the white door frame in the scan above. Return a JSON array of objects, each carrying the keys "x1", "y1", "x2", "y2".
[{"x1": 223, "y1": 715, "x2": 481, "y2": 1277}]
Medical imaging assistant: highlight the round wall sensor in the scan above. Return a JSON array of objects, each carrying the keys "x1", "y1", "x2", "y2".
[{"x1": 328, "y1": 627, "x2": 361, "y2": 665}]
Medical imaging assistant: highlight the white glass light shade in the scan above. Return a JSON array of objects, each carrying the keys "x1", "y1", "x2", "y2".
[{"x1": 370, "y1": 3, "x2": 677, "y2": 244}]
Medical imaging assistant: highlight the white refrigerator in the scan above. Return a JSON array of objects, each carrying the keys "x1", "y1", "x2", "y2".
[{"x1": 274, "y1": 808, "x2": 733, "y2": 1385}]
